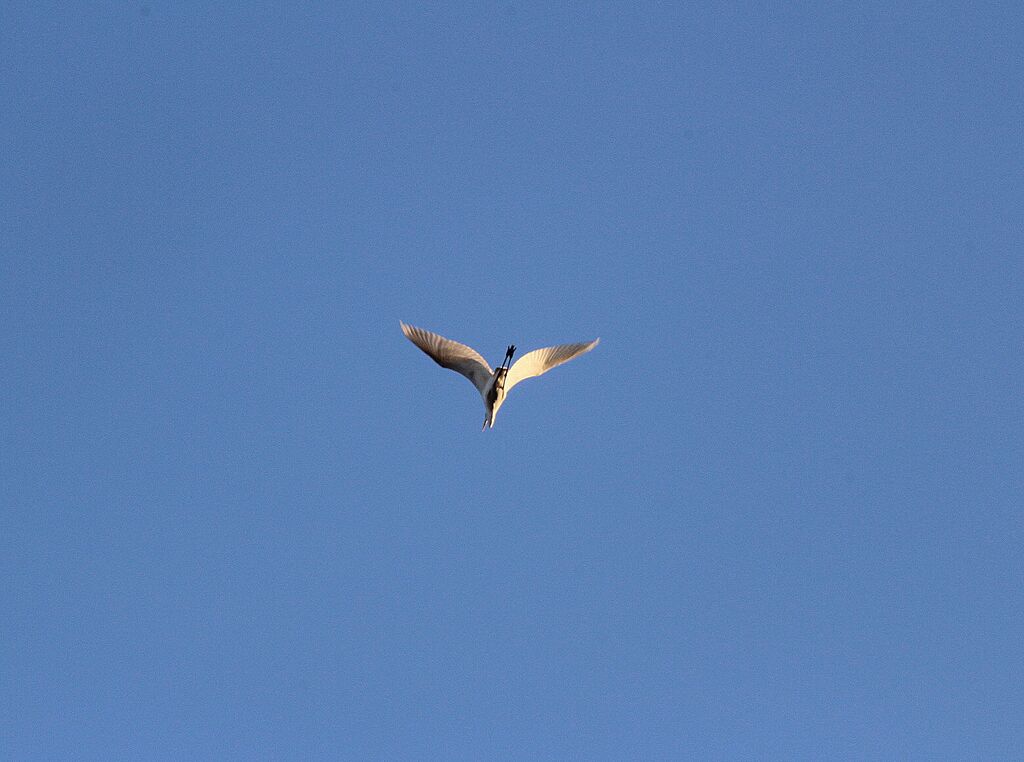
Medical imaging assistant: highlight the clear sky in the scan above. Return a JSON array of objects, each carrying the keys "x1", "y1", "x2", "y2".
[{"x1": 3, "y1": 2, "x2": 1023, "y2": 758}]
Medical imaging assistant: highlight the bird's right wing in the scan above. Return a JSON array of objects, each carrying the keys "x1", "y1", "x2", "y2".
[
  {"x1": 504, "y1": 338, "x2": 599, "y2": 394},
  {"x1": 400, "y1": 322, "x2": 493, "y2": 393}
]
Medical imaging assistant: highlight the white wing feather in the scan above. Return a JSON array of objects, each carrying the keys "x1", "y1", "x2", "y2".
[
  {"x1": 504, "y1": 338, "x2": 600, "y2": 394},
  {"x1": 400, "y1": 322, "x2": 493, "y2": 393}
]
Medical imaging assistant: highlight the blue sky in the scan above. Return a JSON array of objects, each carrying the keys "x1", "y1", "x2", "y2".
[{"x1": 3, "y1": 2, "x2": 1022, "y2": 758}]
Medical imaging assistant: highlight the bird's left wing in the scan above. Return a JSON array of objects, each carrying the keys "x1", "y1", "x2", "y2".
[
  {"x1": 504, "y1": 338, "x2": 599, "y2": 394},
  {"x1": 400, "y1": 322, "x2": 493, "y2": 393}
]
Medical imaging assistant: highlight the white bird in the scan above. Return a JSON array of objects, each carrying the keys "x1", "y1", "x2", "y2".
[{"x1": 400, "y1": 322, "x2": 599, "y2": 430}]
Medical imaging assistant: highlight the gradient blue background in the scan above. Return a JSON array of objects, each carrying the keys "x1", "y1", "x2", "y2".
[{"x1": 4, "y1": 2, "x2": 1023, "y2": 758}]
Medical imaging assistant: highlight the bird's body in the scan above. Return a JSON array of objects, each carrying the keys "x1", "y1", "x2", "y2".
[
  {"x1": 399, "y1": 322, "x2": 599, "y2": 429},
  {"x1": 482, "y1": 367, "x2": 508, "y2": 427}
]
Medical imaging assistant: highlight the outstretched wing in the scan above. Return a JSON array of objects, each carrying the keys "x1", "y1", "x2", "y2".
[
  {"x1": 505, "y1": 338, "x2": 599, "y2": 394},
  {"x1": 400, "y1": 322, "x2": 493, "y2": 393}
]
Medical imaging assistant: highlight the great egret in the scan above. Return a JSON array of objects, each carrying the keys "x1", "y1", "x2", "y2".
[{"x1": 400, "y1": 322, "x2": 599, "y2": 429}]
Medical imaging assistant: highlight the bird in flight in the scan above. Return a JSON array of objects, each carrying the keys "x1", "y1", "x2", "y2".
[{"x1": 400, "y1": 322, "x2": 599, "y2": 430}]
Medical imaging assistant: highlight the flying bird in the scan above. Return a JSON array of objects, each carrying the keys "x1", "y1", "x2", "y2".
[{"x1": 400, "y1": 322, "x2": 599, "y2": 429}]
